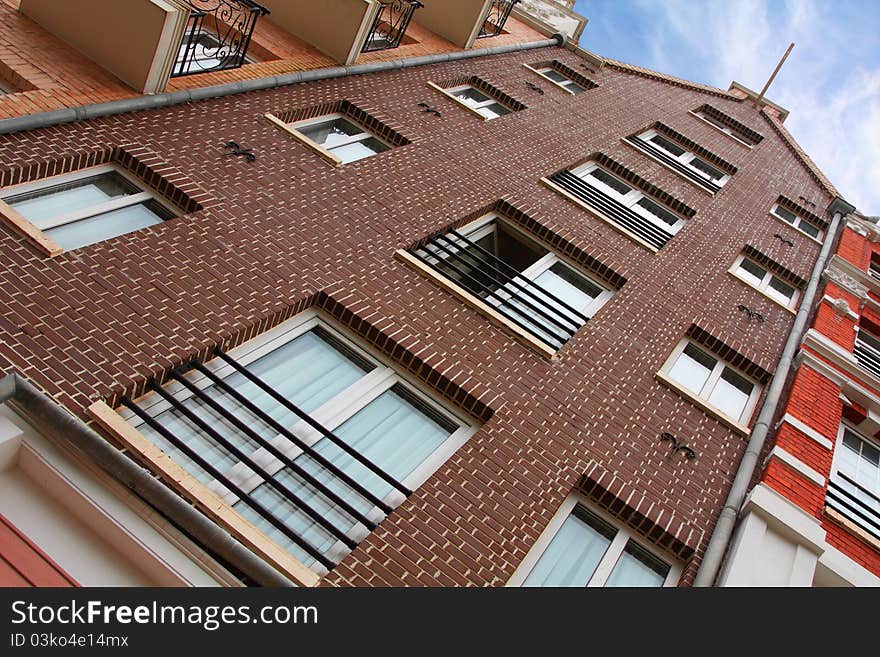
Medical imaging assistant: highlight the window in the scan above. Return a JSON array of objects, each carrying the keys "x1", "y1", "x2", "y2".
[
  {"x1": 447, "y1": 85, "x2": 512, "y2": 119},
  {"x1": 546, "y1": 162, "x2": 687, "y2": 250},
  {"x1": 691, "y1": 107, "x2": 761, "y2": 147},
  {"x1": 827, "y1": 425, "x2": 880, "y2": 540},
  {"x1": 508, "y1": 497, "x2": 679, "y2": 587},
  {"x1": 119, "y1": 312, "x2": 475, "y2": 575},
  {"x1": 854, "y1": 328, "x2": 880, "y2": 380},
  {"x1": 770, "y1": 203, "x2": 823, "y2": 240},
  {"x1": 730, "y1": 254, "x2": 799, "y2": 310},
  {"x1": 870, "y1": 259, "x2": 880, "y2": 283},
  {"x1": 659, "y1": 340, "x2": 761, "y2": 427},
  {"x1": 288, "y1": 114, "x2": 390, "y2": 164},
  {"x1": 626, "y1": 128, "x2": 732, "y2": 193},
  {"x1": 409, "y1": 214, "x2": 612, "y2": 351},
  {"x1": 534, "y1": 67, "x2": 586, "y2": 94},
  {"x1": 0, "y1": 165, "x2": 175, "y2": 252}
]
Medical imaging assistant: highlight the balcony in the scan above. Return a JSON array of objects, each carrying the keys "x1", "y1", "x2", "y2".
[
  {"x1": 362, "y1": 1, "x2": 423, "y2": 52},
  {"x1": 478, "y1": 0, "x2": 521, "y2": 38},
  {"x1": 172, "y1": 1, "x2": 270, "y2": 78}
]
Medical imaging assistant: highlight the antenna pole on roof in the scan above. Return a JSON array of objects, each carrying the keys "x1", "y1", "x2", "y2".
[{"x1": 755, "y1": 42, "x2": 794, "y2": 107}]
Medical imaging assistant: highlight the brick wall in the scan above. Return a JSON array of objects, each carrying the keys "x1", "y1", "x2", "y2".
[{"x1": 0, "y1": 44, "x2": 834, "y2": 586}]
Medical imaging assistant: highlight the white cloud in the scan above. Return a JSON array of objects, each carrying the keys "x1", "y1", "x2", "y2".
[{"x1": 623, "y1": 0, "x2": 880, "y2": 214}]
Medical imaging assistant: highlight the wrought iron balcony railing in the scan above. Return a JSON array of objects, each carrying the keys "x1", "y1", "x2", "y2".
[
  {"x1": 172, "y1": 0, "x2": 270, "y2": 78},
  {"x1": 478, "y1": 0, "x2": 520, "y2": 38},
  {"x1": 362, "y1": 1, "x2": 423, "y2": 52}
]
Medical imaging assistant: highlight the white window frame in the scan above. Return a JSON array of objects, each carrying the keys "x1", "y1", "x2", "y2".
[
  {"x1": 420, "y1": 212, "x2": 613, "y2": 325},
  {"x1": 288, "y1": 113, "x2": 390, "y2": 164},
  {"x1": 637, "y1": 129, "x2": 731, "y2": 188},
  {"x1": 0, "y1": 164, "x2": 175, "y2": 250},
  {"x1": 507, "y1": 494, "x2": 681, "y2": 587},
  {"x1": 769, "y1": 203, "x2": 824, "y2": 242},
  {"x1": 829, "y1": 423, "x2": 880, "y2": 528},
  {"x1": 689, "y1": 109, "x2": 755, "y2": 148},
  {"x1": 570, "y1": 162, "x2": 687, "y2": 238},
  {"x1": 657, "y1": 339, "x2": 762, "y2": 432},
  {"x1": 444, "y1": 84, "x2": 513, "y2": 120},
  {"x1": 728, "y1": 253, "x2": 799, "y2": 312},
  {"x1": 869, "y1": 260, "x2": 880, "y2": 282},
  {"x1": 119, "y1": 309, "x2": 477, "y2": 574},
  {"x1": 531, "y1": 65, "x2": 585, "y2": 95}
]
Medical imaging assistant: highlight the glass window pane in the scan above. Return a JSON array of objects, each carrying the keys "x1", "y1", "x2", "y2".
[
  {"x1": 585, "y1": 168, "x2": 632, "y2": 196},
  {"x1": 331, "y1": 137, "x2": 389, "y2": 163},
  {"x1": 298, "y1": 117, "x2": 364, "y2": 148},
  {"x1": 541, "y1": 69, "x2": 568, "y2": 83},
  {"x1": 605, "y1": 542, "x2": 669, "y2": 587},
  {"x1": 476, "y1": 102, "x2": 511, "y2": 120},
  {"x1": 635, "y1": 197, "x2": 680, "y2": 227},
  {"x1": 44, "y1": 200, "x2": 168, "y2": 251},
  {"x1": 451, "y1": 86, "x2": 492, "y2": 106},
  {"x1": 798, "y1": 221, "x2": 820, "y2": 238},
  {"x1": 773, "y1": 206, "x2": 798, "y2": 224},
  {"x1": 649, "y1": 134, "x2": 686, "y2": 157},
  {"x1": 524, "y1": 506, "x2": 615, "y2": 587},
  {"x1": 7, "y1": 172, "x2": 139, "y2": 226},
  {"x1": 531, "y1": 263, "x2": 602, "y2": 317},
  {"x1": 668, "y1": 343, "x2": 716, "y2": 394},
  {"x1": 689, "y1": 157, "x2": 724, "y2": 181},
  {"x1": 767, "y1": 277, "x2": 795, "y2": 305},
  {"x1": 737, "y1": 258, "x2": 766, "y2": 285},
  {"x1": 707, "y1": 367, "x2": 754, "y2": 421}
]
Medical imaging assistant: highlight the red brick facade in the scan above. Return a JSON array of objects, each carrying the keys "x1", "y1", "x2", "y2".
[{"x1": 0, "y1": 42, "x2": 842, "y2": 586}]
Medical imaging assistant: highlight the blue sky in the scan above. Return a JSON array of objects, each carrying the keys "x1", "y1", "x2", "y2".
[{"x1": 573, "y1": 0, "x2": 880, "y2": 215}]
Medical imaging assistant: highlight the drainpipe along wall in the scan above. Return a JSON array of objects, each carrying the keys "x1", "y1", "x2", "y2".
[{"x1": 693, "y1": 196, "x2": 857, "y2": 587}]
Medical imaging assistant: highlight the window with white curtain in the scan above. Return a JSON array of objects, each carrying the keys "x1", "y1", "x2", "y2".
[
  {"x1": 659, "y1": 339, "x2": 762, "y2": 427},
  {"x1": 636, "y1": 129, "x2": 731, "y2": 187},
  {"x1": 508, "y1": 497, "x2": 680, "y2": 587},
  {"x1": 0, "y1": 164, "x2": 175, "y2": 252},
  {"x1": 119, "y1": 311, "x2": 476, "y2": 574},
  {"x1": 534, "y1": 67, "x2": 586, "y2": 94},
  {"x1": 289, "y1": 114, "x2": 391, "y2": 164},
  {"x1": 446, "y1": 85, "x2": 513, "y2": 119}
]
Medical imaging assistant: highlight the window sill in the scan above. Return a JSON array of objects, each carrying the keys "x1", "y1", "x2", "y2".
[
  {"x1": 0, "y1": 198, "x2": 63, "y2": 257},
  {"x1": 824, "y1": 505, "x2": 880, "y2": 552},
  {"x1": 395, "y1": 249, "x2": 559, "y2": 359},
  {"x1": 688, "y1": 111, "x2": 755, "y2": 149},
  {"x1": 726, "y1": 271, "x2": 798, "y2": 315},
  {"x1": 620, "y1": 138, "x2": 720, "y2": 197},
  {"x1": 427, "y1": 82, "x2": 496, "y2": 122},
  {"x1": 264, "y1": 113, "x2": 344, "y2": 167},
  {"x1": 540, "y1": 177, "x2": 661, "y2": 253},
  {"x1": 654, "y1": 371, "x2": 751, "y2": 437}
]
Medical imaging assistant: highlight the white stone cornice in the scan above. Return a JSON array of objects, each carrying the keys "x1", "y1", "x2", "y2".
[
  {"x1": 766, "y1": 446, "x2": 826, "y2": 487},
  {"x1": 777, "y1": 413, "x2": 834, "y2": 450},
  {"x1": 823, "y1": 257, "x2": 870, "y2": 301}
]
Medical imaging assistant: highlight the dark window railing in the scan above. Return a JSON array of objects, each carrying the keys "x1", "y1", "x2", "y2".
[
  {"x1": 410, "y1": 229, "x2": 590, "y2": 349},
  {"x1": 625, "y1": 134, "x2": 723, "y2": 194},
  {"x1": 826, "y1": 472, "x2": 880, "y2": 541},
  {"x1": 122, "y1": 346, "x2": 411, "y2": 572},
  {"x1": 172, "y1": 0, "x2": 269, "y2": 78},
  {"x1": 854, "y1": 332, "x2": 880, "y2": 380},
  {"x1": 548, "y1": 170, "x2": 676, "y2": 250},
  {"x1": 362, "y1": 1, "x2": 423, "y2": 52},
  {"x1": 478, "y1": 0, "x2": 520, "y2": 38}
]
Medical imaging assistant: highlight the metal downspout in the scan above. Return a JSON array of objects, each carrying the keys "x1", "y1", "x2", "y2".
[
  {"x1": 0, "y1": 373, "x2": 293, "y2": 587},
  {"x1": 693, "y1": 196, "x2": 857, "y2": 587}
]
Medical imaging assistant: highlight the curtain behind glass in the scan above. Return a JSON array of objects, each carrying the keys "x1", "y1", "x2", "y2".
[{"x1": 523, "y1": 507, "x2": 613, "y2": 586}]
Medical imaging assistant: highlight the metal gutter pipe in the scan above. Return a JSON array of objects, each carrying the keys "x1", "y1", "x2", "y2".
[
  {"x1": 0, "y1": 373, "x2": 293, "y2": 587},
  {"x1": 693, "y1": 196, "x2": 857, "y2": 586},
  {"x1": 0, "y1": 36, "x2": 564, "y2": 135}
]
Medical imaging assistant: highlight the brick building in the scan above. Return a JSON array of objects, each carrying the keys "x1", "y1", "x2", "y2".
[{"x1": 0, "y1": 1, "x2": 875, "y2": 587}]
